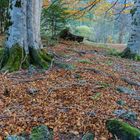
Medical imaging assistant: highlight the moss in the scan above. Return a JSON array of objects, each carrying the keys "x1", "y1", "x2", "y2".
[
  {"x1": 5, "y1": 21, "x2": 13, "y2": 31},
  {"x1": 0, "y1": 48, "x2": 4, "y2": 56},
  {"x1": 121, "y1": 48, "x2": 140, "y2": 61},
  {"x1": 121, "y1": 48, "x2": 135, "y2": 58},
  {"x1": 21, "y1": 54, "x2": 30, "y2": 69},
  {"x1": 39, "y1": 49, "x2": 52, "y2": 62},
  {"x1": 0, "y1": 45, "x2": 52, "y2": 72},
  {"x1": 0, "y1": 44, "x2": 23, "y2": 72},
  {"x1": 0, "y1": 48, "x2": 9, "y2": 68},
  {"x1": 29, "y1": 47, "x2": 52, "y2": 69},
  {"x1": 30, "y1": 125, "x2": 53, "y2": 140},
  {"x1": 106, "y1": 119, "x2": 140, "y2": 140}
]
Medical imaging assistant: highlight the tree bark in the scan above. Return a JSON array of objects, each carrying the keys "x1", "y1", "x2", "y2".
[
  {"x1": 123, "y1": 0, "x2": 140, "y2": 57},
  {"x1": 0, "y1": 0, "x2": 52, "y2": 72}
]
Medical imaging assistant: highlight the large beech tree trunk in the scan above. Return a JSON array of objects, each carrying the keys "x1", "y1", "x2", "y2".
[
  {"x1": 123, "y1": 0, "x2": 140, "y2": 57},
  {"x1": 0, "y1": 0, "x2": 52, "y2": 72}
]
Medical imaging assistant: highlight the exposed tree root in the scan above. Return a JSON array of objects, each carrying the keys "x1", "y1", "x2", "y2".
[
  {"x1": 0, "y1": 44, "x2": 23, "y2": 72},
  {"x1": 0, "y1": 44, "x2": 53, "y2": 72},
  {"x1": 121, "y1": 77, "x2": 140, "y2": 87},
  {"x1": 121, "y1": 47, "x2": 140, "y2": 61},
  {"x1": 29, "y1": 47, "x2": 52, "y2": 69}
]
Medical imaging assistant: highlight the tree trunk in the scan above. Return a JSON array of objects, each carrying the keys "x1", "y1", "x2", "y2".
[
  {"x1": 123, "y1": 0, "x2": 140, "y2": 58},
  {"x1": 0, "y1": 0, "x2": 52, "y2": 72}
]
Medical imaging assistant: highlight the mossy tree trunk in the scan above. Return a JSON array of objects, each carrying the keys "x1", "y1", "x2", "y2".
[
  {"x1": 0, "y1": 0, "x2": 52, "y2": 72},
  {"x1": 123, "y1": 0, "x2": 140, "y2": 58}
]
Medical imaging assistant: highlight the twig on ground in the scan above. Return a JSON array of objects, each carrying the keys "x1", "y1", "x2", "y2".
[
  {"x1": 47, "y1": 80, "x2": 88, "y2": 94},
  {"x1": 121, "y1": 77, "x2": 140, "y2": 87}
]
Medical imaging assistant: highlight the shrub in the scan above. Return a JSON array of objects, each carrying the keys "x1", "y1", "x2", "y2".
[{"x1": 74, "y1": 26, "x2": 92, "y2": 38}]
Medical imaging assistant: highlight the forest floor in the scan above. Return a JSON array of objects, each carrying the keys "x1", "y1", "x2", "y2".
[{"x1": 0, "y1": 40, "x2": 140, "y2": 139}]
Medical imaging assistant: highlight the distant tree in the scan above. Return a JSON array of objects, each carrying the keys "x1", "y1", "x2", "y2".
[{"x1": 41, "y1": 0, "x2": 70, "y2": 39}]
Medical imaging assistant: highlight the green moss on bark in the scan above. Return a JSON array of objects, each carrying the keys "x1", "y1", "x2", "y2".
[
  {"x1": 0, "y1": 45, "x2": 52, "y2": 72},
  {"x1": 0, "y1": 48, "x2": 3, "y2": 56},
  {"x1": 121, "y1": 48, "x2": 140, "y2": 61},
  {"x1": 0, "y1": 44, "x2": 23, "y2": 72},
  {"x1": 106, "y1": 119, "x2": 140, "y2": 140},
  {"x1": 29, "y1": 47, "x2": 52, "y2": 69}
]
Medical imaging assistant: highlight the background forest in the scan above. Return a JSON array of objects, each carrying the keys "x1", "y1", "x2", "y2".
[{"x1": 0, "y1": 0, "x2": 132, "y2": 44}]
